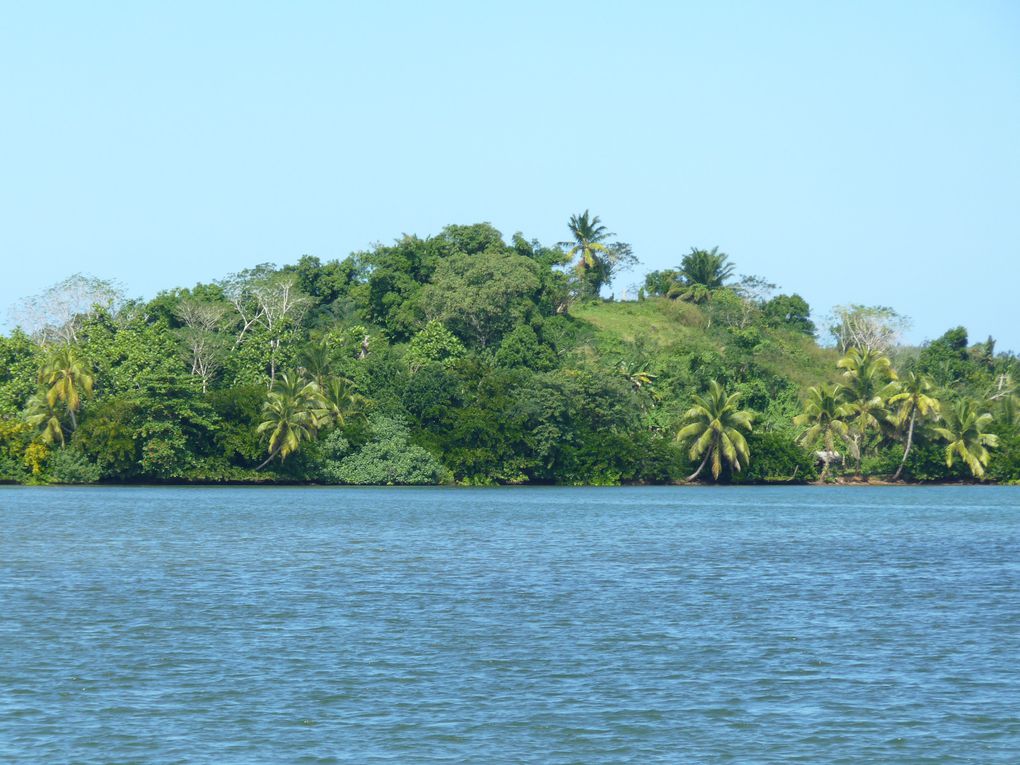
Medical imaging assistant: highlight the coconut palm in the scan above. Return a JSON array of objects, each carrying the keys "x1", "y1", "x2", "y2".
[
  {"x1": 996, "y1": 394, "x2": 1019, "y2": 429},
  {"x1": 24, "y1": 389, "x2": 65, "y2": 446},
  {"x1": 934, "y1": 400, "x2": 999, "y2": 479},
  {"x1": 561, "y1": 210, "x2": 612, "y2": 277},
  {"x1": 317, "y1": 377, "x2": 367, "y2": 429},
  {"x1": 256, "y1": 372, "x2": 322, "y2": 469},
  {"x1": 888, "y1": 372, "x2": 941, "y2": 481},
  {"x1": 837, "y1": 348, "x2": 898, "y2": 475},
  {"x1": 38, "y1": 346, "x2": 94, "y2": 431},
  {"x1": 676, "y1": 381, "x2": 754, "y2": 481},
  {"x1": 297, "y1": 340, "x2": 333, "y2": 385},
  {"x1": 836, "y1": 347, "x2": 897, "y2": 386},
  {"x1": 677, "y1": 247, "x2": 734, "y2": 292},
  {"x1": 793, "y1": 384, "x2": 852, "y2": 481}
]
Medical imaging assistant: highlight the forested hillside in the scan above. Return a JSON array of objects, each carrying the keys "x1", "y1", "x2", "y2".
[{"x1": 2, "y1": 217, "x2": 1018, "y2": 485}]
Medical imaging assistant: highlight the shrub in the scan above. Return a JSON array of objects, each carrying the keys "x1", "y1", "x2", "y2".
[
  {"x1": 319, "y1": 416, "x2": 450, "y2": 485},
  {"x1": 47, "y1": 446, "x2": 102, "y2": 484}
]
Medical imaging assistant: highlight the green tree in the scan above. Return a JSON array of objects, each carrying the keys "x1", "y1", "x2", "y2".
[
  {"x1": 494, "y1": 324, "x2": 556, "y2": 371},
  {"x1": 888, "y1": 371, "x2": 941, "y2": 481},
  {"x1": 38, "y1": 346, "x2": 94, "y2": 431},
  {"x1": 0, "y1": 329, "x2": 42, "y2": 417},
  {"x1": 762, "y1": 294, "x2": 815, "y2": 335},
  {"x1": 417, "y1": 251, "x2": 542, "y2": 348},
  {"x1": 562, "y1": 210, "x2": 611, "y2": 277},
  {"x1": 405, "y1": 320, "x2": 466, "y2": 373},
  {"x1": 934, "y1": 400, "x2": 999, "y2": 479},
  {"x1": 560, "y1": 211, "x2": 634, "y2": 298},
  {"x1": 676, "y1": 380, "x2": 754, "y2": 481},
  {"x1": 317, "y1": 377, "x2": 366, "y2": 429},
  {"x1": 24, "y1": 389, "x2": 65, "y2": 446},
  {"x1": 793, "y1": 384, "x2": 852, "y2": 480},
  {"x1": 296, "y1": 339, "x2": 334, "y2": 384},
  {"x1": 837, "y1": 348, "x2": 898, "y2": 476},
  {"x1": 670, "y1": 247, "x2": 734, "y2": 303},
  {"x1": 916, "y1": 327, "x2": 972, "y2": 390},
  {"x1": 256, "y1": 373, "x2": 322, "y2": 469}
]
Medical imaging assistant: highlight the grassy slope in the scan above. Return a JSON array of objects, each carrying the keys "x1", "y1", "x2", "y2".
[{"x1": 571, "y1": 297, "x2": 840, "y2": 390}]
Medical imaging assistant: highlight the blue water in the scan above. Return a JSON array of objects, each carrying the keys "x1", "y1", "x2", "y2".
[{"x1": 2, "y1": 486, "x2": 1019, "y2": 763}]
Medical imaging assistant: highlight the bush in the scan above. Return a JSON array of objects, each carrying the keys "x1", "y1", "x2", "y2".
[
  {"x1": 986, "y1": 427, "x2": 1020, "y2": 483},
  {"x1": 730, "y1": 431, "x2": 817, "y2": 484},
  {"x1": 318, "y1": 416, "x2": 451, "y2": 485},
  {"x1": 47, "y1": 446, "x2": 102, "y2": 484}
]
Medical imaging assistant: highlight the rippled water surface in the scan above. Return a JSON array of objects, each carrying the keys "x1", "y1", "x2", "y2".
[{"x1": 2, "y1": 486, "x2": 1019, "y2": 763}]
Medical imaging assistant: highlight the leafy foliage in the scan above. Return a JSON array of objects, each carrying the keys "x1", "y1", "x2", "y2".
[{"x1": 2, "y1": 218, "x2": 1016, "y2": 486}]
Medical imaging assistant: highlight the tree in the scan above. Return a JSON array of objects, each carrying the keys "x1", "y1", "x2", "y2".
[
  {"x1": 174, "y1": 297, "x2": 229, "y2": 392},
  {"x1": 24, "y1": 389, "x2": 65, "y2": 446},
  {"x1": 793, "y1": 384, "x2": 852, "y2": 480},
  {"x1": 317, "y1": 377, "x2": 366, "y2": 430},
  {"x1": 296, "y1": 339, "x2": 334, "y2": 384},
  {"x1": 38, "y1": 345, "x2": 94, "y2": 431},
  {"x1": 916, "y1": 327, "x2": 972, "y2": 389},
  {"x1": 562, "y1": 210, "x2": 611, "y2": 272},
  {"x1": 560, "y1": 211, "x2": 635, "y2": 298},
  {"x1": 677, "y1": 247, "x2": 734, "y2": 291},
  {"x1": 934, "y1": 400, "x2": 999, "y2": 479},
  {"x1": 10, "y1": 274, "x2": 124, "y2": 346},
  {"x1": 829, "y1": 305, "x2": 910, "y2": 354},
  {"x1": 0, "y1": 329, "x2": 42, "y2": 417},
  {"x1": 642, "y1": 269, "x2": 679, "y2": 297},
  {"x1": 256, "y1": 373, "x2": 322, "y2": 469},
  {"x1": 417, "y1": 251, "x2": 542, "y2": 348},
  {"x1": 763, "y1": 294, "x2": 816, "y2": 335},
  {"x1": 676, "y1": 381, "x2": 754, "y2": 481},
  {"x1": 405, "y1": 320, "x2": 466, "y2": 373},
  {"x1": 888, "y1": 372, "x2": 940, "y2": 481},
  {"x1": 837, "y1": 348, "x2": 898, "y2": 476},
  {"x1": 220, "y1": 267, "x2": 312, "y2": 384}
]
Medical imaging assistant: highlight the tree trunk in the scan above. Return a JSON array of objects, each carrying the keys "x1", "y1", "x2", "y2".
[
  {"x1": 686, "y1": 449, "x2": 712, "y2": 482},
  {"x1": 68, "y1": 407, "x2": 77, "y2": 431},
  {"x1": 256, "y1": 447, "x2": 280, "y2": 471},
  {"x1": 892, "y1": 408, "x2": 916, "y2": 482},
  {"x1": 818, "y1": 430, "x2": 834, "y2": 482}
]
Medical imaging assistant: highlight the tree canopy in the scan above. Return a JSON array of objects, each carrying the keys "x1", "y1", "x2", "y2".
[{"x1": 0, "y1": 216, "x2": 1016, "y2": 487}]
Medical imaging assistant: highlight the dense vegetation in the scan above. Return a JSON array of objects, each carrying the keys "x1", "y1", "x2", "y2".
[{"x1": 2, "y1": 216, "x2": 1018, "y2": 485}]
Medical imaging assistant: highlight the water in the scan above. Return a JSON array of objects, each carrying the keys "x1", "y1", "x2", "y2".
[{"x1": 2, "y1": 486, "x2": 1019, "y2": 763}]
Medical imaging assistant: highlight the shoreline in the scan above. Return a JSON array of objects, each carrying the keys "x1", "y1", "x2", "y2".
[{"x1": 1, "y1": 479, "x2": 1011, "y2": 488}]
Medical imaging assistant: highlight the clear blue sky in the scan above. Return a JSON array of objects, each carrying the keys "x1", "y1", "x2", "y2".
[{"x1": 2, "y1": 1, "x2": 1018, "y2": 349}]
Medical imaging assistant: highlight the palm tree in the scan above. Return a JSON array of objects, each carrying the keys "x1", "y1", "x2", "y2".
[
  {"x1": 256, "y1": 372, "x2": 322, "y2": 469},
  {"x1": 996, "y1": 394, "x2": 1019, "y2": 429},
  {"x1": 837, "y1": 348, "x2": 898, "y2": 476},
  {"x1": 24, "y1": 389, "x2": 65, "y2": 446},
  {"x1": 934, "y1": 400, "x2": 999, "y2": 479},
  {"x1": 793, "y1": 384, "x2": 852, "y2": 481},
  {"x1": 297, "y1": 340, "x2": 333, "y2": 385},
  {"x1": 888, "y1": 372, "x2": 940, "y2": 481},
  {"x1": 38, "y1": 346, "x2": 94, "y2": 431},
  {"x1": 317, "y1": 377, "x2": 367, "y2": 429},
  {"x1": 561, "y1": 210, "x2": 612, "y2": 275},
  {"x1": 678, "y1": 247, "x2": 734, "y2": 290},
  {"x1": 676, "y1": 381, "x2": 754, "y2": 481}
]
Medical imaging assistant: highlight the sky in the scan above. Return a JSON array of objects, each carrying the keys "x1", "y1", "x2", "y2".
[{"x1": 1, "y1": 1, "x2": 1018, "y2": 349}]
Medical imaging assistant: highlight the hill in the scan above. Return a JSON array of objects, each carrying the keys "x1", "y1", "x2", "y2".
[{"x1": 1, "y1": 221, "x2": 1017, "y2": 485}]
